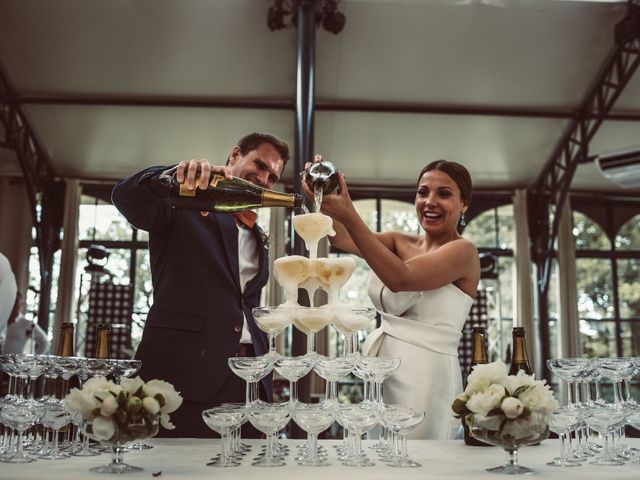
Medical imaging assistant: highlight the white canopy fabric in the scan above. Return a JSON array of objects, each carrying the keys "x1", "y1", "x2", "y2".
[{"x1": 0, "y1": 0, "x2": 638, "y2": 192}]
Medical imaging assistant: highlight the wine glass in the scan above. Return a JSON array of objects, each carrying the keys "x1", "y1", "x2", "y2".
[
  {"x1": 252, "y1": 306, "x2": 293, "y2": 358},
  {"x1": 336, "y1": 403, "x2": 380, "y2": 467},
  {"x1": 291, "y1": 401, "x2": 335, "y2": 467},
  {"x1": 314, "y1": 355, "x2": 356, "y2": 404},
  {"x1": 248, "y1": 402, "x2": 291, "y2": 467},
  {"x1": 332, "y1": 307, "x2": 376, "y2": 356},
  {"x1": 227, "y1": 356, "x2": 274, "y2": 405},
  {"x1": 380, "y1": 405, "x2": 425, "y2": 467},
  {"x1": 273, "y1": 356, "x2": 316, "y2": 409},
  {"x1": 546, "y1": 407, "x2": 583, "y2": 467},
  {"x1": 292, "y1": 307, "x2": 334, "y2": 357},
  {"x1": 0, "y1": 401, "x2": 43, "y2": 463},
  {"x1": 38, "y1": 405, "x2": 72, "y2": 460},
  {"x1": 313, "y1": 257, "x2": 355, "y2": 306},
  {"x1": 202, "y1": 405, "x2": 247, "y2": 467}
]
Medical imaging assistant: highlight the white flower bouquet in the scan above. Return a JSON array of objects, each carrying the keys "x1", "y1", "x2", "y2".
[
  {"x1": 451, "y1": 361, "x2": 558, "y2": 443},
  {"x1": 65, "y1": 376, "x2": 183, "y2": 443}
]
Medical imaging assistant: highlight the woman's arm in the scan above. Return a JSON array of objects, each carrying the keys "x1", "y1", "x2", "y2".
[{"x1": 321, "y1": 173, "x2": 479, "y2": 292}]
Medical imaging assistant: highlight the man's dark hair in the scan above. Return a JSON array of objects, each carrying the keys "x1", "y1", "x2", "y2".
[{"x1": 236, "y1": 132, "x2": 290, "y2": 164}]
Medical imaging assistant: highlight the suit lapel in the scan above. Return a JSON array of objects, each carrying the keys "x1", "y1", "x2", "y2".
[
  {"x1": 244, "y1": 225, "x2": 269, "y2": 297},
  {"x1": 214, "y1": 212, "x2": 241, "y2": 294}
]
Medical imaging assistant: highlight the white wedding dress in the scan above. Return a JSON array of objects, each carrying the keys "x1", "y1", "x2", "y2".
[{"x1": 363, "y1": 273, "x2": 474, "y2": 439}]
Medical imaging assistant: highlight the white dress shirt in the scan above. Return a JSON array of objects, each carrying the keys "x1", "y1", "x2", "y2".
[{"x1": 237, "y1": 224, "x2": 259, "y2": 344}]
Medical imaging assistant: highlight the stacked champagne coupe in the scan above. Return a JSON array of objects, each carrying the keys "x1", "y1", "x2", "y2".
[
  {"x1": 0, "y1": 353, "x2": 142, "y2": 463},
  {"x1": 204, "y1": 206, "x2": 425, "y2": 468},
  {"x1": 546, "y1": 356, "x2": 640, "y2": 467}
]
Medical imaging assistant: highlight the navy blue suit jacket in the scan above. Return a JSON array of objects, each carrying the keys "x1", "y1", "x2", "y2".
[{"x1": 111, "y1": 166, "x2": 271, "y2": 403}]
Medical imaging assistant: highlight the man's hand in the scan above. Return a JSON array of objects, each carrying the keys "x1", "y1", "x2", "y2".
[{"x1": 174, "y1": 159, "x2": 234, "y2": 216}]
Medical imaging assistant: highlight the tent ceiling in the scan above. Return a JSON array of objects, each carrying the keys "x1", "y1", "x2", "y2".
[{"x1": 0, "y1": 0, "x2": 638, "y2": 193}]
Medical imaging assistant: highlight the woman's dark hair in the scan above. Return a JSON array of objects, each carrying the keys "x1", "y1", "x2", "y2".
[
  {"x1": 417, "y1": 160, "x2": 472, "y2": 206},
  {"x1": 236, "y1": 132, "x2": 290, "y2": 164}
]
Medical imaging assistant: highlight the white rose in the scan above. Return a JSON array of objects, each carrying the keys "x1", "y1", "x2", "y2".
[
  {"x1": 499, "y1": 370, "x2": 534, "y2": 395},
  {"x1": 143, "y1": 380, "x2": 183, "y2": 414},
  {"x1": 465, "y1": 361, "x2": 508, "y2": 395},
  {"x1": 64, "y1": 388, "x2": 99, "y2": 414},
  {"x1": 466, "y1": 383, "x2": 506, "y2": 417},
  {"x1": 501, "y1": 397, "x2": 524, "y2": 419},
  {"x1": 82, "y1": 376, "x2": 113, "y2": 395},
  {"x1": 92, "y1": 416, "x2": 115, "y2": 441},
  {"x1": 121, "y1": 376, "x2": 145, "y2": 395},
  {"x1": 100, "y1": 395, "x2": 119, "y2": 416},
  {"x1": 518, "y1": 380, "x2": 559, "y2": 414},
  {"x1": 142, "y1": 397, "x2": 161, "y2": 415},
  {"x1": 160, "y1": 413, "x2": 175, "y2": 430}
]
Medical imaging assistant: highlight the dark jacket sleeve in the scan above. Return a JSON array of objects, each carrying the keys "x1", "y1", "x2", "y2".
[{"x1": 111, "y1": 166, "x2": 175, "y2": 232}]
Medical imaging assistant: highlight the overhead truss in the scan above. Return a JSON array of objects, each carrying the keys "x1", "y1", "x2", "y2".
[{"x1": 0, "y1": 63, "x2": 62, "y2": 330}]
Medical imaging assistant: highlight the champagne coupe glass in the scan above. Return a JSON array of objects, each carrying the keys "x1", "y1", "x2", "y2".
[
  {"x1": 546, "y1": 407, "x2": 583, "y2": 467},
  {"x1": 108, "y1": 359, "x2": 142, "y2": 384},
  {"x1": 0, "y1": 401, "x2": 43, "y2": 463},
  {"x1": 336, "y1": 403, "x2": 380, "y2": 467},
  {"x1": 39, "y1": 356, "x2": 64, "y2": 406},
  {"x1": 273, "y1": 256, "x2": 313, "y2": 306},
  {"x1": 626, "y1": 407, "x2": 640, "y2": 464},
  {"x1": 202, "y1": 406, "x2": 247, "y2": 467},
  {"x1": 38, "y1": 405, "x2": 72, "y2": 460},
  {"x1": 70, "y1": 411, "x2": 100, "y2": 457},
  {"x1": 228, "y1": 356, "x2": 274, "y2": 405},
  {"x1": 292, "y1": 307, "x2": 334, "y2": 357},
  {"x1": 354, "y1": 356, "x2": 401, "y2": 405},
  {"x1": 0, "y1": 354, "x2": 21, "y2": 402},
  {"x1": 291, "y1": 401, "x2": 336, "y2": 466},
  {"x1": 332, "y1": 307, "x2": 376, "y2": 356},
  {"x1": 313, "y1": 257, "x2": 356, "y2": 306},
  {"x1": 314, "y1": 355, "x2": 356, "y2": 404},
  {"x1": 14, "y1": 354, "x2": 48, "y2": 404},
  {"x1": 583, "y1": 403, "x2": 627, "y2": 466},
  {"x1": 219, "y1": 403, "x2": 252, "y2": 458},
  {"x1": 380, "y1": 405, "x2": 425, "y2": 467},
  {"x1": 248, "y1": 402, "x2": 291, "y2": 467},
  {"x1": 595, "y1": 358, "x2": 635, "y2": 405},
  {"x1": 292, "y1": 212, "x2": 335, "y2": 261},
  {"x1": 252, "y1": 306, "x2": 293, "y2": 358},
  {"x1": 273, "y1": 356, "x2": 315, "y2": 409},
  {"x1": 547, "y1": 358, "x2": 591, "y2": 407}
]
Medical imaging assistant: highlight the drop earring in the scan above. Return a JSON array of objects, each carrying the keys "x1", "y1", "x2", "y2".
[{"x1": 460, "y1": 214, "x2": 466, "y2": 227}]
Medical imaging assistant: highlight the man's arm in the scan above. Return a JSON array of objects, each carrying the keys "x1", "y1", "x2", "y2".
[{"x1": 111, "y1": 166, "x2": 175, "y2": 232}]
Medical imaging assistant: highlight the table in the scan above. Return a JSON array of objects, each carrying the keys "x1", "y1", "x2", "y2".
[{"x1": 1, "y1": 438, "x2": 638, "y2": 479}]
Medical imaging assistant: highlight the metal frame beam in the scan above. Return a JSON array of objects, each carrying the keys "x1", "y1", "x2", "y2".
[
  {"x1": 0, "y1": 63, "x2": 62, "y2": 332},
  {"x1": 531, "y1": 0, "x2": 640, "y2": 379}
]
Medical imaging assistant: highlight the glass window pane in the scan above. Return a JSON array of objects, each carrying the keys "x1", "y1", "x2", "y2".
[
  {"x1": 617, "y1": 259, "x2": 640, "y2": 318},
  {"x1": 621, "y1": 321, "x2": 640, "y2": 357},
  {"x1": 79, "y1": 195, "x2": 133, "y2": 241},
  {"x1": 496, "y1": 204, "x2": 514, "y2": 250},
  {"x1": 575, "y1": 258, "x2": 614, "y2": 319},
  {"x1": 615, "y1": 214, "x2": 640, "y2": 250},
  {"x1": 463, "y1": 209, "x2": 498, "y2": 248},
  {"x1": 380, "y1": 199, "x2": 419, "y2": 234},
  {"x1": 572, "y1": 211, "x2": 610, "y2": 250},
  {"x1": 353, "y1": 199, "x2": 378, "y2": 232},
  {"x1": 137, "y1": 229, "x2": 149, "y2": 242},
  {"x1": 134, "y1": 249, "x2": 153, "y2": 314},
  {"x1": 580, "y1": 320, "x2": 617, "y2": 357}
]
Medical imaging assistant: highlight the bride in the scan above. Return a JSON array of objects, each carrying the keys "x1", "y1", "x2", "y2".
[{"x1": 306, "y1": 158, "x2": 480, "y2": 439}]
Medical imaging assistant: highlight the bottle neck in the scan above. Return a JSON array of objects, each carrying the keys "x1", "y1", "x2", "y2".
[
  {"x1": 56, "y1": 330, "x2": 75, "y2": 357},
  {"x1": 512, "y1": 336, "x2": 528, "y2": 363},
  {"x1": 95, "y1": 331, "x2": 110, "y2": 359},
  {"x1": 471, "y1": 333, "x2": 488, "y2": 365}
]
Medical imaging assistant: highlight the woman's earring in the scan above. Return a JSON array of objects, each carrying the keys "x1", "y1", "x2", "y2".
[{"x1": 460, "y1": 214, "x2": 466, "y2": 227}]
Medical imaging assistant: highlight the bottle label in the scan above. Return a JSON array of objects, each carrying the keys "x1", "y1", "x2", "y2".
[{"x1": 178, "y1": 174, "x2": 225, "y2": 197}]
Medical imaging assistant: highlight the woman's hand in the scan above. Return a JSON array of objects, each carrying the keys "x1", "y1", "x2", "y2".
[{"x1": 318, "y1": 172, "x2": 359, "y2": 226}]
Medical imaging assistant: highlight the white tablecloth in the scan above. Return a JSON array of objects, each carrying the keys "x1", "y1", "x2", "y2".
[{"x1": 1, "y1": 438, "x2": 638, "y2": 479}]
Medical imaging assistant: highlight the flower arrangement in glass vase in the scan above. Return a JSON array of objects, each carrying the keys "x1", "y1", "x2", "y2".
[
  {"x1": 451, "y1": 361, "x2": 558, "y2": 475},
  {"x1": 65, "y1": 376, "x2": 183, "y2": 473}
]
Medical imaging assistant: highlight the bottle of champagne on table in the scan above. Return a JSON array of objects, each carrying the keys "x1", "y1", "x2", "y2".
[
  {"x1": 463, "y1": 327, "x2": 492, "y2": 447},
  {"x1": 56, "y1": 322, "x2": 76, "y2": 357},
  {"x1": 94, "y1": 323, "x2": 111, "y2": 359},
  {"x1": 508, "y1": 327, "x2": 533, "y2": 375},
  {"x1": 151, "y1": 167, "x2": 303, "y2": 212}
]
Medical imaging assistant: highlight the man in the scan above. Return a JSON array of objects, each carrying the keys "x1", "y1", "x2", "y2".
[
  {"x1": 4, "y1": 292, "x2": 50, "y2": 355},
  {"x1": 0, "y1": 252, "x2": 17, "y2": 354},
  {"x1": 112, "y1": 132, "x2": 289, "y2": 437}
]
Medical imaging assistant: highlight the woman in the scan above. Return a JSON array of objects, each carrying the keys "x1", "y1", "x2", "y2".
[{"x1": 309, "y1": 159, "x2": 480, "y2": 439}]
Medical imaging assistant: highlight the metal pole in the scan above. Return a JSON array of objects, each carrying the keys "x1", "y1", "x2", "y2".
[{"x1": 292, "y1": 0, "x2": 316, "y2": 408}]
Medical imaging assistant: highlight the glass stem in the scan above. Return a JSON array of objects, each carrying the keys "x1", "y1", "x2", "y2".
[
  {"x1": 220, "y1": 429, "x2": 229, "y2": 462},
  {"x1": 308, "y1": 433, "x2": 318, "y2": 462},
  {"x1": 507, "y1": 448, "x2": 518, "y2": 468},
  {"x1": 290, "y1": 380, "x2": 298, "y2": 404},
  {"x1": 269, "y1": 333, "x2": 277, "y2": 354},
  {"x1": 306, "y1": 332, "x2": 317, "y2": 355},
  {"x1": 559, "y1": 431, "x2": 567, "y2": 460}
]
